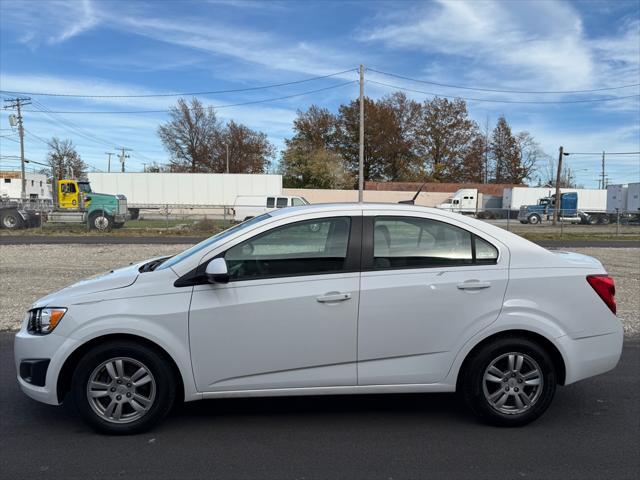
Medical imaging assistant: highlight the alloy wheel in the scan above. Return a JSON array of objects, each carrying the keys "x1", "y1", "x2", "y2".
[
  {"x1": 482, "y1": 352, "x2": 543, "y2": 415},
  {"x1": 86, "y1": 357, "x2": 156, "y2": 424}
]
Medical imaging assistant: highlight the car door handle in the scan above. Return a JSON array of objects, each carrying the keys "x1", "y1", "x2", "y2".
[
  {"x1": 316, "y1": 292, "x2": 352, "y2": 303},
  {"x1": 457, "y1": 281, "x2": 491, "y2": 290}
]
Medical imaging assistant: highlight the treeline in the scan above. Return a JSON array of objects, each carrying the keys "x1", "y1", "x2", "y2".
[
  {"x1": 157, "y1": 94, "x2": 544, "y2": 187},
  {"x1": 280, "y1": 93, "x2": 543, "y2": 188}
]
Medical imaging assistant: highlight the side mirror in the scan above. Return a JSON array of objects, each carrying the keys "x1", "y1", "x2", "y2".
[{"x1": 205, "y1": 258, "x2": 229, "y2": 284}]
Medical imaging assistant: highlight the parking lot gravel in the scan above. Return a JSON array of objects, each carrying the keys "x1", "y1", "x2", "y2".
[{"x1": 1, "y1": 244, "x2": 638, "y2": 334}]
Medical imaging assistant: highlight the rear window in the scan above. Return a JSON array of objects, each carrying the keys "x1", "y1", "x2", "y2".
[
  {"x1": 266, "y1": 197, "x2": 275, "y2": 208},
  {"x1": 276, "y1": 198, "x2": 288, "y2": 208}
]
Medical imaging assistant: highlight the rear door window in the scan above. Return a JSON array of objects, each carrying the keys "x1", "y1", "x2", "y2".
[
  {"x1": 276, "y1": 197, "x2": 288, "y2": 208},
  {"x1": 266, "y1": 197, "x2": 275, "y2": 208}
]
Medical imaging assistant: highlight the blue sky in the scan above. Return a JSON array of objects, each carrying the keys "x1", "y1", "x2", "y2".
[{"x1": 1, "y1": 0, "x2": 638, "y2": 187}]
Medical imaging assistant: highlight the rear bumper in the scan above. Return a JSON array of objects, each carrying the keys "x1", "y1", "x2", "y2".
[{"x1": 559, "y1": 326, "x2": 624, "y2": 385}]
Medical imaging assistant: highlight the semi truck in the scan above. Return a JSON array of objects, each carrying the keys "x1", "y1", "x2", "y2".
[
  {"x1": 87, "y1": 172, "x2": 283, "y2": 219},
  {"x1": 517, "y1": 190, "x2": 608, "y2": 224},
  {"x1": 0, "y1": 172, "x2": 127, "y2": 230},
  {"x1": 436, "y1": 188, "x2": 502, "y2": 215}
]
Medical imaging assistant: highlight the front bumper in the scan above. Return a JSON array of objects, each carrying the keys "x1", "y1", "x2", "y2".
[
  {"x1": 14, "y1": 327, "x2": 80, "y2": 405},
  {"x1": 114, "y1": 213, "x2": 127, "y2": 223}
]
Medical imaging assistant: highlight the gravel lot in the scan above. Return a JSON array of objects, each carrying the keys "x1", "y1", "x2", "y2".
[{"x1": 1, "y1": 244, "x2": 638, "y2": 335}]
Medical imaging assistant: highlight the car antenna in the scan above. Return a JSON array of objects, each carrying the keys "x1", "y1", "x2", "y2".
[{"x1": 398, "y1": 182, "x2": 427, "y2": 205}]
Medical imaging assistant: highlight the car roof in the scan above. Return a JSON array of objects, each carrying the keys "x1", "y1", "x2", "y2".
[{"x1": 268, "y1": 202, "x2": 450, "y2": 218}]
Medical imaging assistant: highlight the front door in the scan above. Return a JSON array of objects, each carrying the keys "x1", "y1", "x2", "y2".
[
  {"x1": 357, "y1": 214, "x2": 509, "y2": 385},
  {"x1": 189, "y1": 215, "x2": 361, "y2": 392}
]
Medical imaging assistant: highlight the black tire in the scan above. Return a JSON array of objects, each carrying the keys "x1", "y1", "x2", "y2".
[
  {"x1": 519, "y1": 220, "x2": 528, "y2": 224},
  {"x1": 527, "y1": 214, "x2": 541, "y2": 225},
  {"x1": 598, "y1": 215, "x2": 610, "y2": 225},
  {"x1": 89, "y1": 211, "x2": 112, "y2": 231},
  {"x1": 1, "y1": 210, "x2": 25, "y2": 229},
  {"x1": 459, "y1": 336, "x2": 557, "y2": 427},
  {"x1": 71, "y1": 340, "x2": 176, "y2": 435}
]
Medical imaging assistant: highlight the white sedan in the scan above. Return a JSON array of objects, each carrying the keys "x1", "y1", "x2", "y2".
[{"x1": 15, "y1": 203, "x2": 623, "y2": 434}]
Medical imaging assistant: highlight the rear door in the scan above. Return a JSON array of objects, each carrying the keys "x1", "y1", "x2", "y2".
[
  {"x1": 189, "y1": 211, "x2": 362, "y2": 392},
  {"x1": 357, "y1": 212, "x2": 509, "y2": 385}
]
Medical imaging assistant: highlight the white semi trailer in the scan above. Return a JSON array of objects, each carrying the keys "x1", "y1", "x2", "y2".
[
  {"x1": 606, "y1": 183, "x2": 640, "y2": 222},
  {"x1": 503, "y1": 187, "x2": 606, "y2": 212},
  {"x1": 87, "y1": 172, "x2": 283, "y2": 219}
]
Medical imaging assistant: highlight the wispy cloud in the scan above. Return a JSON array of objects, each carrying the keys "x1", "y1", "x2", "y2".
[{"x1": 0, "y1": 0, "x2": 101, "y2": 47}]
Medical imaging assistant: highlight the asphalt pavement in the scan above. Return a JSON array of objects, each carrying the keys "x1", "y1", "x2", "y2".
[
  {"x1": 1, "y1": 332, "x2": 638, "y2": 479},
  {"x1": 2, "y1": 234, "x2": 639, "y2": 248}
]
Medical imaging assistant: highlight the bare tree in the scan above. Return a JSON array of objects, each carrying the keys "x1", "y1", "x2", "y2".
[
  {"x1": 515, "y1": 131, "x2": 542, "y2": 182},
  {"x1": 158, "y1": 98, "x2": 222, "y2": 172},
  {"x1": 45, "y1": 137, "x2": 87, "y2": 179}
]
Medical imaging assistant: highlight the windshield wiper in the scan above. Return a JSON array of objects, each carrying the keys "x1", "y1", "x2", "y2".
[{"x1": 139, "y1": 257, "x2": 171, "y2": 273}]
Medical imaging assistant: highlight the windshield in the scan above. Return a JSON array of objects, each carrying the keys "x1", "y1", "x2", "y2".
[
  {"x1": 78, "y1": 182, "x2": 92, "y2": 193},
  {"x1": 157, "y1": 214, "x2": 271, "y2": 270}
]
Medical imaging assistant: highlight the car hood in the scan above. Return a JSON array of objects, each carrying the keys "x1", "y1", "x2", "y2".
[{"x1": 31, "y1": 258, "x2": 156, "y2": 308}]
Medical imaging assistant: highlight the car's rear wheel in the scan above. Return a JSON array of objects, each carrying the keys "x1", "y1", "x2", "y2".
[
  {"x1": 460, "y1": 337, "x2": 557, "y2": 427},
  {"x1": 71, "y1": 341, "x2": 176, "y2": 435}
]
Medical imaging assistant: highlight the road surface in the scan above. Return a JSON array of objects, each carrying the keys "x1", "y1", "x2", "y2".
[{"x1": 1, "y1": 333, "x2": 638, "y2": 479}]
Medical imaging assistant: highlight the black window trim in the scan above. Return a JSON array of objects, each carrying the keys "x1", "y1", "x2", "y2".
[
  {"x1": 175, "y1": 215, "x2": 363, "y2": 287},
  {"x1": 362, "y1": 215, "x2": 498, "y2": 272}
]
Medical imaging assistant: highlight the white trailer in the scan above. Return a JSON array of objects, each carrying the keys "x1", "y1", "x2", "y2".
[
  {"x1": 87, "y1": 172, "x2": 283, "y2": 219},
  {"x1": 503, "y1": 187, "x2": 606, "y2": 211},
  {"x1": 627, "y1": 183, "x2": 640, "y2": 213},
  {"x1": 607, "y1": 183, "x2": 640, "y2": 222},
  {"x1": 0, "y1": 172, "x2": 52, "y2": 229},
  {"x1": 0, "y1": 172, "x2": 52, "y2": 200}
]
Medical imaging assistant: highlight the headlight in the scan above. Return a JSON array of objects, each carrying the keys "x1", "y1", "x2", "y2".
[{"x1": 27, "y1": 308, "x2": 67, "y2": 335}]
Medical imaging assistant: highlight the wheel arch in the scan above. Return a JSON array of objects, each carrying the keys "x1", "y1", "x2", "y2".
[
  {"x1": 455, "y1": 329, "x2": 566, "y2": 388},
  {"x1": 56, "y1": 333, "x2": 185, "y2": 404}
]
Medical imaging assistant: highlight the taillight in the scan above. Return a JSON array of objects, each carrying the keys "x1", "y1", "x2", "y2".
[{"x1": 586, "y1": 275, "x2": 616, "y2": 314}]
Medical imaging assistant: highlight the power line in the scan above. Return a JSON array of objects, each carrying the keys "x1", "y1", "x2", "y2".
[
  {"x1": 30, "y1": 100, "x2": 125, "y2": 149},
  {"x1": 22, "y1": 81, "x2": 357, "y2": 114},
  {"x1": 0, "y1": 69, "x2": 357, "y2": 98},
  {"x1": 367, "y1": 68, "x2": 640, "y2": 94},
  {"x1": 368, "y1": 79, "x2": 640, "y2": 104},
  {"x1": 566, "y1": 151, "x2": 640, "y2": 155}
]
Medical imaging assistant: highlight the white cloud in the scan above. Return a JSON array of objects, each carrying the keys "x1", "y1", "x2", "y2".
[
  {"x1": 361, "y1": 0, "x2": 638, "y2": 93},
  {"x1": 0, "y1": 0, "x2": 101, "y2": 47}
]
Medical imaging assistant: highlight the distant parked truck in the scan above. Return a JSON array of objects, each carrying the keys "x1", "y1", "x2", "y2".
[
  {"x1": 0, "y1": 172, "x2": 127, "y2": 230},
  {"x1": 87, "y1": 172, "x2": 283, "y2": 220},
  {"x1": 233, "y1": 195, "x2": 309, "y2": 222},
  {"x1": 436, "y1": 189, "x2": 479, "y2": 214},
  {"x1": 518, "y1": 190, "x2": 608, "y2": 224},
  {"x1": 606, "y1": 183, "x2": 640, "y2": 222}
]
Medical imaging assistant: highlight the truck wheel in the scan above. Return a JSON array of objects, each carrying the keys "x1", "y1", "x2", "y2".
[
  {"x1": 598, "y1": 215, "x2": 610, "y2": 225},
  {"x1": 128, "y1": 209, "x2": 140, "y2": 220},
  {"x1": 89, "y1": 212, "x2": 112, "y2": 231},
  {"x1": 588, "y1": 215, "x2": 599, "y2": 225},
  {"x1": 71, "y1": 340, "x2": 177, "y2": 435},
  {"x1": 527, "y1": 214, "x2": 541, "y2": 225},
  {"x1": 459, "y1": 337, "x2": 557, "y2": 427},
  {"x1": 1, "y1": 210, "x2": 24, "y2": 229}
]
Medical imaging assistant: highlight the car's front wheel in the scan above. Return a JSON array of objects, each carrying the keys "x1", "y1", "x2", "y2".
[
  {"x1": 71, "y1": 341, "x2": 176, "y2": 435},
  {"x1": 460, "y1": 337, "x2": 557, "y2": 427}
]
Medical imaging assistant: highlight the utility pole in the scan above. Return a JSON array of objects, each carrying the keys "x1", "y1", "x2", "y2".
[
  {"x1": 600, "y1": 151, "x2": 605, "y2": 190},
  {"x1": 105, "y1": 152, "x2": 113, "y2": 173},
  {"x1": 226, "y1": 143, "x2": 230, "y2": 174},
  {"x1": 118, "y1": 147, "x2": 131, "y2": 173},
  {"x1": 484, "y1": 115, "x2": 490, "y2": 184},
  {"x1": 3, "y1": 97, "x2": 31, "y2": 199},
  {"x1": 553, "y1": 146, "x2": 568, "y2": 225},
  {"x1": 358, "y1": 64, "x2": 365, "y2": 202}
]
